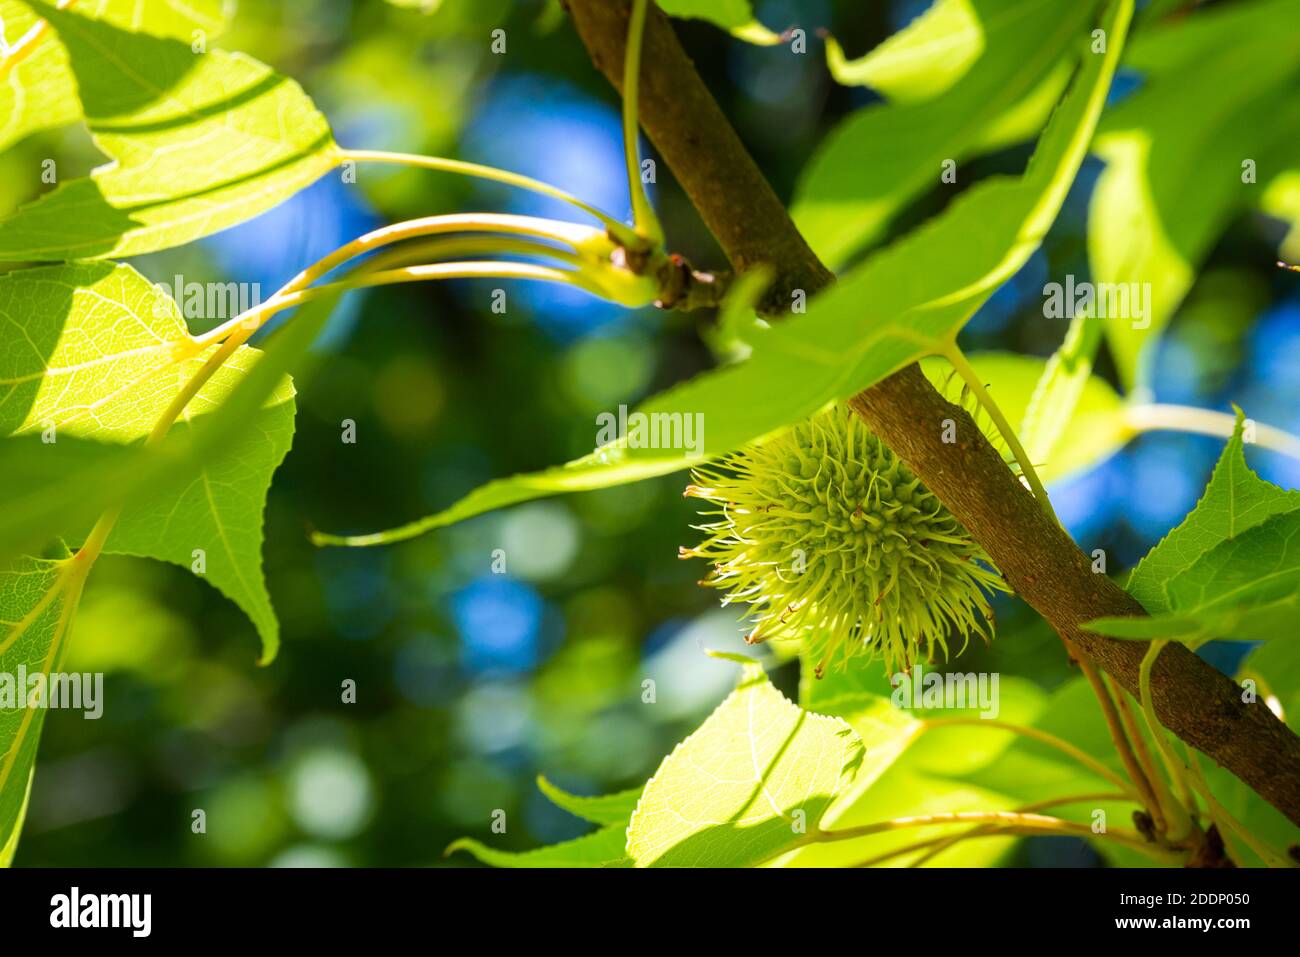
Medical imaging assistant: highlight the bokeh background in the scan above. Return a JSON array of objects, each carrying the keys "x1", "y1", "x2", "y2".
[{"x1": 7, "y1": 0, "x2": 1299, "y2": 866}]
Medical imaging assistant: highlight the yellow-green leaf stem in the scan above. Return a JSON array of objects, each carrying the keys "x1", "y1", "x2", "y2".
[
  {"x1": 1077, "y1": 658, "x2": 1163, "y2": 826},
  {"x1": 339, "y1": 148, "x2": 642, "y2": 248},
  {"x1": 1109, "y1": 676, "x2": 1169, "y2": 834},
  {"x1": 359, "y1": 235, "x2": 589, "y2": 273},
  {"x1": 194, "y1": 213, "x2": 631, "y2": 347},
  {"x1": 895, "y1": 792, "x2": 1141, "y2": 868},
  {"x1": 943, "y1": 342, "x2": 1060, "y2": 525},
  {"x1": 1137, "y1": 640, "x2": 1195, "y2": 842},
  {"x1": 809, "y1": 809, "x2": 1163, "y2": 860},
  {"x1": 1124, "y1": 404, "x2": 1300, "y2": 461},
  {"x1": 269, "y1": 261, "x2": 622, "y2": 310},
  {"x1": 622, "y1": 0, "x2": 664, "y2": 246}
]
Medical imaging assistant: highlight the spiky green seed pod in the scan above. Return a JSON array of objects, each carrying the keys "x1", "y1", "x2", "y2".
[{"x1": 683, "y1": 405, "x2": 1008, "y2": 678}]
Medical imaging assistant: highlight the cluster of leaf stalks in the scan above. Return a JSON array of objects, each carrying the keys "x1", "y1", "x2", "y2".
[{"x1": 62, "y1": 0, "x2": 671, "y2": 569}]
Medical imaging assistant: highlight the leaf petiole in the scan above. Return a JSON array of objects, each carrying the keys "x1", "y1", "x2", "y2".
[
  {"x1": 193, "y1": 212, "x2": 646, "y2": 347},
  {"x1": 1077, "y1": 659, "x2": 1163, "y2": 830},
  {"x1": 1124, "y1": 404, "x2": 1300, "y2": 461},
  {"x1": 941, "y1": 341, "x2": 1060, "y2": 525},
  {"x1": 855, "y1": 792, "x2": 1143, "y2": 868},
  {"x1": 338, "y1": 148, "x2": 643, "y2": 249},
  {"x1": 1137, "y1": 640, "x2": 1196, "y2": 842},
  {"x1": 621, "y1": 0, "x2": 664, "y2": 246},
  {"x1": 809, "y1": 809, "x2": 1158, "y2": 857}
]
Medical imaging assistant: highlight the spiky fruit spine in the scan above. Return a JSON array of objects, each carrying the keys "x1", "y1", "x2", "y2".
[{"x1": 683, "y1": 405, "x2": 1008, "y2": 677}]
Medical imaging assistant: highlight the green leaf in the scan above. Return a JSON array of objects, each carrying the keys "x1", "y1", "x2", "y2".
[
  {"x1": 1124, "y1": 410, "x2": 1300, "y2": 613},
  {"x1": 956, "y1": 677, "x2": 1154, "y2": 867},
  {"x1": 790, "y1": 687, "x2": 925, "y2": 845},
  {"x1": 319, "y1": 0, "x2": 1132, "y2": 550},
  {"x1": 0, "y1": 553, "x2": 84, "y2": 858},
  {"x1": 66, "y1": 0, "x2": 226, "y2": 39},
  {"x1": 653, "y1": 0, "x2": 783, "y2": 45},
  {"x1": 964, "y1": 679, "x2": 1115, "y2": 793},
  {"x1": 823, "y1": 0, "x2": 987, "y2": 101},
  {"x1": 0, "y1": 262, "x2": 296, "y2": 661},
  {"x1": 0, "y1": 0, "x2": 228, "y2": 153},
  {"x1": 98, "y1": 346, "x2": 296, "y2": 661},
  {"x1": 1087, "y1": 411, "x2": 1300, "y2": 643},
  {"x1": 448, "y1": 775, "x2": 640, "y2": 867},
  {"x1": 794, "y1": 0, "x2": 1101, "y2": 267},
  {"x1": 536, "y1": 775, "x2": 643, "y2": 827},
  {"x1": 0, "y1": 1, "x2": 338, "y2": 260},
  {"x1": 625, "y1": 656, "x2": 864, "y2": 867},
  {"x1": 0, "y1": 0, "x2": 81, "y2": 152},
  {"x1": 0, "y1": 280, "x2": 331, "y2": 580},
  {"x1": 1088, "y1": 0, "x2": 1300, "y2": 388},
  {"x1": 0, "y1": 289, "x2": 338, "y2": 859},
  {"x1": 447, "y1": 825, "x2": 630, "y2": 868},
  {"x1": 1089, "y1": 511, "x2": 1300, "y2": 643},
  {"x1": 660, "y1": 0, "x2": 1128, "y2": 456}
]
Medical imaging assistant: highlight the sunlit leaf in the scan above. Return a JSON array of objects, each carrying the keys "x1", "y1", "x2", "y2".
[
  {"x1": 536, "y1": 775, "x2": 643, "y2": 827},
  {"x1": 1123, "y1": 410, "x2": 1300, "y2": 612},
  {"x1": 0, "y1": 553, "x2": 83, "y2": 858},
  {"x1": 625, "y1": 655, "x2": 864, "y2": 867},
  {"x1": 0, "y1": 0, "x2": 80, "y2": 152},
  {"x1": 823, "y1": 0, "x2": 987, "y2": 101},
  {"x1": 0, "y1": 262, "x2": 296, "y2": 660},
  {"x1": 0, "y1": 1, "x2": 337, "y2": 260},
  {"x1": 0, "y1": 0, "x2": 228, "y2": 153},
  {"x1": 1088, "y1": 411, "x2": 1300, "y2": 643},
  {"x1": 794, "y1": 0, "x2": 1100, "y2": 267},
  {"x1": 73, "y1": 0, "x2": 226, "y2": 38},
  {"x1": 447, "y1": 825, "x2": 630, "y2": 868},
  {"x1": 1088, "y1": 0, "x2": 1300, "y2": 388}
]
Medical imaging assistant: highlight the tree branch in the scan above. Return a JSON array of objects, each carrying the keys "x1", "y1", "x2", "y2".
[{"x1": 565, "y1": 0, "x2": 1300, "y2": 828}]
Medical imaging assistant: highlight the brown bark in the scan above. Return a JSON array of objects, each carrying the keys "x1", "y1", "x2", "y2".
[{"x1": 565, "y1": 0, "x2": 1300, "y2": 828}]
